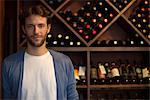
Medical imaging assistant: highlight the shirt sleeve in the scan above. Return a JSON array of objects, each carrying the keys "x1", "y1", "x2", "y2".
[
  {"x1": 2, "y1": 59, "x2": 11, "y2": 99},
  {"x1": 66, "y1": 58, "x2": 79, "y2": 100}
]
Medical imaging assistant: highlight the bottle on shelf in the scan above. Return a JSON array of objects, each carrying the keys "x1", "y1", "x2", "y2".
[
  {"x1": 126, "y1": 59, "x2": 136, "y2": 84},
  {"x1": 97, "y1": 62, "x2": 106, "y2": 85},
  {"x1": 134, "y1": 34, "x2": 147, "y2": 46},
  {"x1": 141, "y1": 62, "x2": 150, "y2": 84},
  {"x1": 104, "y1": 62, "x2": 113, "y2": 84},
  {"x1": 78, "y1": 65, "x2": 86, "y2": 85},
  {"x1": 107, "y1": 40, "x2": 123, "y2": 47},
  {"x1": 84, "y1": 1, "x2": 92, "y2": 12},
  {"x1": 128, "y1": 60, "x2": 137, "y2": 84},
  {"x1": 46, "y1": 33, "x2": 53, "y2": 47},
  {"x1": 94, "y1": 40, "x2": 120, "y2": 47},
  {"x1": 77, "y1": 7, "x2": 85, "y2": 17},
  {"x1": 93, "y1": 40, "x2": 101, "y2": 47},
  {"x1": 59, "y1": 0, "x2": 117, "y2": 42},
  {"x1": 110, "y1": 62, "x2": 121, "y2": 84},
  {"x1": 110, "y1": 0, "x2": 131, "y2": 11},
  {"x1": 46, "y1": 0, "x2": 64, "y2": 9},
  {"x1": 90, "y1": 65, "x2": 98, "y2": 85},
  {"x1": 63, "y1": 35, "x2": 70, "y2": 47},
  {"x1": 74, "y1": 65, "x2": 80, "y2": 85},
  {"x1": 119, "y1": 59, "x2": 129, "y2": 84},
  {"x1": 129, "y1": 0, "x2": 149, "y2": 40},
  {"x1": 65, "y1": 9, "x2": 73, "y2": 23},
  {"x1": 134, "y1": 61, "x2": 143, "y2": 84},
  {"x1": 132, "y1": 32, "x2": 146, "y2": 46},
  {"x1": 57, "y1": 33, "x2": 63, "y2": 46}
]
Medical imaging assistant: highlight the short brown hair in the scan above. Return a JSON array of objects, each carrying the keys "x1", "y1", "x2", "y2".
[{"x1": 20, "y1": 4, "x2": 51, "y2": 26}]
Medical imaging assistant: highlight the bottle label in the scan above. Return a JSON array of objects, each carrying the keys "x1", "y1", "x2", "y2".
[
  {"x1": 136, "y1": 67, "x2": 141, "y2": 74},
  {"x1": 91, "y1": 68, "x2": 98, "y2": 79},
  {"x1": 99, "y1": 64, "x2": 106, "y2": 74},
  {"x1": 142, "y1": 68, "x2": 149, "y2": 78},
  {"x1": 111, "y1": 68, "x2": 120, "y2": 77},
  {"x1": 79, "y1": 66, "x2": 86, "y2": 76}
]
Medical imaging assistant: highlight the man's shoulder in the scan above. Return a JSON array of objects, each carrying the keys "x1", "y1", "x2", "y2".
[
  {"x1": 49, "y1": 49, "x2": 69, "y2": 59},
  {"x1": 3, "y1": 49, "x2": 24, "y2": 63}
]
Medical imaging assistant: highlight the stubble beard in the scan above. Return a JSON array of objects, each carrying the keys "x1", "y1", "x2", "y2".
[{"x1": 26, "y1": 34, "x2": 47, "y2": 47}]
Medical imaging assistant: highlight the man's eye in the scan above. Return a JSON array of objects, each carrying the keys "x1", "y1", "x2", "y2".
[
  {"x1": 38, "y1": 24, "x2": 45, "y2": 28},
  {"x1": 27, "y1": 25, "x2": 34, "y2": 29}
]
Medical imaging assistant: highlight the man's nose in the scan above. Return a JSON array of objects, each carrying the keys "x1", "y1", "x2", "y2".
[{"x1": 34, "y1": 26, "x2": 39, "y2": 34}]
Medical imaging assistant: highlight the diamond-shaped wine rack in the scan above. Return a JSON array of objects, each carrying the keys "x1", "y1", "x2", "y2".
[
  {"x1": 46, "y1": 17, "x2": 86, "y2": 47},
  {"x1": 59, "y1": 0, "x2": 118, "y2": 42},
  {"x1": 129, "y1": 0, "x2": 150, "y2": 41},
  {"x1": 45, "y1": 0, "x2": 65, "y2": 10},
  {"x1": 110, "y1": 0, "x2": 132, "y2": 11}
]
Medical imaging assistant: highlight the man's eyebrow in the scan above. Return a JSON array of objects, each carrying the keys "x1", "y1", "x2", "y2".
[
  {"x1": 38, "y1": 23, "x2": 45, "y2": 25},
  {"x1": 26, "y1": 23, "x2": 45, "y2": 25}
]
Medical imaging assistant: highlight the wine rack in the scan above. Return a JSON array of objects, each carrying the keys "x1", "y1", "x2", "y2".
[
  {"x1": 17, "y1": 0, "x2": 150, "y2": 100},
  {"x1": 129, "y1": 0, "x2": 149, "y2": 40}
]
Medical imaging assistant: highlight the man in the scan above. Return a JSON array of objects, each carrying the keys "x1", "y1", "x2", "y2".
[{"x1": 2, "y1": 4, "x2": 79, "y2": 100}]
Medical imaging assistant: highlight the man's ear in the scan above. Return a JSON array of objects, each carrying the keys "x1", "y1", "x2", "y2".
[{"x1": 47, "y1": 24, "x2": 51, "y2": 33}]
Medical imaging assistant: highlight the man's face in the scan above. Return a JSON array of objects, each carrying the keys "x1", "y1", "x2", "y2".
[{"x1": 23, "y1": 15, "x2": 50, "y2": 47}]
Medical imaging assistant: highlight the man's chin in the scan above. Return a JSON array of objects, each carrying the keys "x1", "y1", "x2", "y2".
[
  {"x1": 27, "y1": 37, "x2": 46, "y2": 47},
  {"x1": 28, "y1": 41, "x2": 45, "y2": 47}
]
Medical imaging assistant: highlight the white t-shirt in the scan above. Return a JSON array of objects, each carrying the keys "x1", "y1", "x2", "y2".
[{"x1": 21, "y1": 51, "x2": 57, "y2": 100}]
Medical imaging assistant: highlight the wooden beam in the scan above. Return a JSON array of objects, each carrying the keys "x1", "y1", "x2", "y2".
[{"x1": 0, "y1": 0, "x2": 4, "y2": 98}]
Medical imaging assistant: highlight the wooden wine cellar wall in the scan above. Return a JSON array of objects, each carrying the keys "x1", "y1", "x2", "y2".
[
  {"x1": 0, "y1": 0, "x2": 5, "y2": 98},
  {"x1": 17, "y1": 0, "x2": 149, "y2": 100}
]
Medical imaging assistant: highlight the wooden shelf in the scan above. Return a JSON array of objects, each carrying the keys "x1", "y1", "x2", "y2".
[
  {"x1": 77, "y1": 85, "x2": 87, "y2": 89},
  {"x1": 89, "y1": 84, "x2": 150, "y2": 89},
  {"x1": 77, "y1": 84, "x2": 150, "y2": 89},
  {"x1": 49, "y1": 47, "x2": 150, "y2": 52}
]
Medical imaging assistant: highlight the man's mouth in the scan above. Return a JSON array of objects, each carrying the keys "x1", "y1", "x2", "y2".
[{"x1": 32, "y1": 35, "x2": 42, "y2": 39}]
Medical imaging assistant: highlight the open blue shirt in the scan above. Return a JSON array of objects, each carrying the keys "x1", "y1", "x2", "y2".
[{"x1": 2, "y1": 49, "x2": 79, "y2": 100}]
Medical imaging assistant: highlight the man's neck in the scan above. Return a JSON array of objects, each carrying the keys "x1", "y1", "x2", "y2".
[{"x1": 26, "y1": 44, "x2": 48, "y2": 56}]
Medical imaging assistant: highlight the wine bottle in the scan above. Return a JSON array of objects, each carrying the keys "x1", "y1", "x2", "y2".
[
  {"x1": 129, "y1": 0, "x2": 149, "y2": 40},
  {"x1": 78, "y1": 65, "x2": 86, "y2": 85},
  {"x1": 125, "y1": 36, "x2": 136, "y2": 47},
  {"x1": 84, "y1": 1, "x2": 92, "y2": 12},
  {"x1": 98, "y1": 62, "x2": 106, "y2": 84},
  {"x1": 72, "y1": 13, "x2": 78, "y2": 28},
  {"x1": 141, "y1": 62, "x2": 149, "y2": 84},
  {"x1": 134, "y1": 33, "x2": 147, "y2": 46},
  {"x1": 95, "y1": 1, "x2": 104, "y2": 11},
  {"x1": 52, "y1": 40, "x2": 58, "y2": 46},
  {"x1": 46, "y1": 0, "x2": 63, "y2": 9},
  {"x1": 91, "y1": 65, "x2": 98, "y2": 85},
  {"x1": 64, "y1": 35, "x2": 70, "y2": 47},
  {"x1": 104, "y1": 62, "x2": 113, "y2": 84},
  {"x1": 73, "y1": 0, "x2": 116, "y2": 42},
  {"x1": 126, "y1": 59, "x2": 136, "y2": 84},
  {"x1": 77, "y1": 7, "x2": 85, "y2": 17},
  {"x1": 76, "y1": 41, "x2": 81, "y2": 46},
  {"x1": 134, "y1": 61, "x2": 143, "y2": 84},
  {"x1": 119, "y1": 59, "x2": 129, "y2": 84},
  {"x1": 46, "y1": 33, "x2": 53, "y2": 46},
  {"x1": 107, "y1": 40, "x2": 123, "y2": 47},
  {"x1": 65, "y1": 9, "x2": 73, "y2": 23},
  {"x1": 57, "y1": 33, "x2": 63, "y2": 46},
  {"x1": 128, "y1": 61, "x2": 137, "y2": 84},
  {"x1": 110, "y1": 62, "x2": 120, "y2": 84},
  {"x1": 74, "y1": 65, "x2": 80, "y2": 85},
  {"x1": 110, "y1": 0, "x2": 131, "y2": 11}
]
